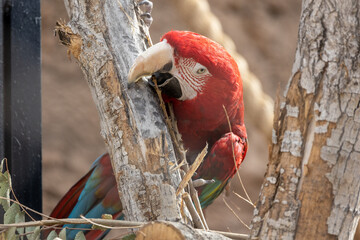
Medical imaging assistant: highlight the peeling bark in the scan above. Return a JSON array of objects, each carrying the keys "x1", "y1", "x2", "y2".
[
  {"x1": 251, "y1": 0, "x2": 360, "y2": 239},
  {"x1": 60, "y1": 0, "x2": 185, "y2": 223}
]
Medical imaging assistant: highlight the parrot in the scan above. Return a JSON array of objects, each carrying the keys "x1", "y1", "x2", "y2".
[{"x1": 49, "y1": 30, "x2": 248, "y2": 239}]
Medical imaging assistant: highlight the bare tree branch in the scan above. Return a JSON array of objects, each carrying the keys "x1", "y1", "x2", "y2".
[{"x1": 0, "y1": 219, "x2": 249, "y2": 239}]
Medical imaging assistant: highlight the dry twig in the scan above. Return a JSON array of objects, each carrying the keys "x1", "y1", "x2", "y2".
[
  {"x1": 0, "y1": 218, "x2": 144, "y2": 230},
  {"x1": 176, "y1": 144, "x2": 208, "y2": 196},
  {"x1": 222, "y1": 106, "x2": 255, "y2": 208},
  {"x1": 223, "y1": 198, "x2": 250, "y2": 230},
  {"x1": 182, "y1": 193, "x2": 205, "y2": 229}
]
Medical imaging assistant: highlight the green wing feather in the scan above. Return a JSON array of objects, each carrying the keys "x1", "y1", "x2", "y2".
[{"x1": 199, "y1": 178, "x2": 230, "y2": 208}]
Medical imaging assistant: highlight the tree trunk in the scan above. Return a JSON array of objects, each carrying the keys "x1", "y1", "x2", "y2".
[
  {"x1": 60, "y1": 0, "x2": 185, "y2": 223},
  {"x1": 251, "y1": 0, "x2": 360, "y2": 239}
]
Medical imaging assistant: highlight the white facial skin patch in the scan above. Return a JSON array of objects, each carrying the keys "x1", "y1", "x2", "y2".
[{"x1": 170, "y1": 58, "x2": 211, "y2": 100}]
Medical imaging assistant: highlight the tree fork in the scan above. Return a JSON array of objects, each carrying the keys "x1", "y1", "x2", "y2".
[{"x1": 251, "y1": 0, "x2": 360, "y2": 239}]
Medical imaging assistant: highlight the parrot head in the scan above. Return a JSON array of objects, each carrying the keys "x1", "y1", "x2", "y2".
[
  {"x1": 128, "y1": 31, "x2": 246, "y2": 155},
  {"x1": 129, "y1": 31, "x2": 242, "y2": 101}
]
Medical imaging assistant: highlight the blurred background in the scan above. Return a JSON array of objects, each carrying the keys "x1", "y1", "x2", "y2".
[{"x1": 42, "y1": 0, "x2": 301, "y2": 236}]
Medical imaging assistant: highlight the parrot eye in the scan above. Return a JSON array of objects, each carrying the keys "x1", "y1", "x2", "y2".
[
  {"x1": 193, "y1": 63, "x2": 209, "y2": 76},
  {"x1": 196, "y1": 68, "x2": 207, "y2": 74}
]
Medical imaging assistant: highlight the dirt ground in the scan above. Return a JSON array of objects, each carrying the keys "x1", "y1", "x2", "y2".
[{"x1": 41, "y1": 0, "x2": 301, "y2": 236}]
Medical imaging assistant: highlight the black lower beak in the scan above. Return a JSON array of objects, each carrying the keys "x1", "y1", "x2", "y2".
[
  {"x1": 150, "y1": 72, "x2": 182, "y2": 99},
  {"x1": 151, "y1": 72, "x2": 173, "y2": 86}
]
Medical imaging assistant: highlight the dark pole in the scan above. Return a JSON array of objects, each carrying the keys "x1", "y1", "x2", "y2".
[
  {"x1": 1, "y1": 0, "x2": 42, "y2": 220},
  {"x1": 0, "y1": 1, "x2": 5, "y2": 159}
]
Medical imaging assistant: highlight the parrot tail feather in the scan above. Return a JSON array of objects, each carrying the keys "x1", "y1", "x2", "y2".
[{"x1": 50, "y1": 169, "x2": 95, "y2": 219}]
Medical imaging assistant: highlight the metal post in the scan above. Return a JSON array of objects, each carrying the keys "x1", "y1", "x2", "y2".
[
  {"x1": 0, "y1": 1, "x2": 5, "y2": 159},
  {"x1": 1, "y1": 0, "x2": 42, "y2": 220}
]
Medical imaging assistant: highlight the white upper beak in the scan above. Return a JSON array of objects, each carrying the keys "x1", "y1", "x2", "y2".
[{"x1": 128, "y1": 40, "x2": 174, "y2": 83}]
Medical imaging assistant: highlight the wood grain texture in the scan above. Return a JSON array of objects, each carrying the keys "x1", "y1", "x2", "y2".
[
  {"x1": 136, "y1": 221, "x2": 231, "y2": 240},
  {"x1": 251, "y1": 0, "x2": 360, "y2": 239}
]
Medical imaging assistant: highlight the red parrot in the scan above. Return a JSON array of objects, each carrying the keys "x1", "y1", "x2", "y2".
[{"x1": 49, "y1": 30, "x2": 248, "y2": 239}]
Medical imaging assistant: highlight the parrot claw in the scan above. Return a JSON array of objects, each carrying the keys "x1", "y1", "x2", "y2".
[
  {"x1": 138, "y1": 0, "x2": 153, "y2": 27},
  {"x1": 139, "y1": 0, "x2": 153, "y2": 13},
  {"x1": 140, "y1": 13, "x2": 153, "y2": 27},
  {"x1": 193, "y1": 179, "x2": 216, "y2": 188}
]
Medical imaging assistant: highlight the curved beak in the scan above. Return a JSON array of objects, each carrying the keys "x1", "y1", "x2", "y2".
[{"x1": 128, "y1": 40, "x2": 174, "y2": 83}]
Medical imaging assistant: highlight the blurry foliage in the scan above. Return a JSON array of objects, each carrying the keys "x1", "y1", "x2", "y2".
[
  {"x1": 0, "y1": 159, "x2": 87, "y2": 240},
  {"x1": 0, "y1": 158, "x2": 138, "y2": 240}
]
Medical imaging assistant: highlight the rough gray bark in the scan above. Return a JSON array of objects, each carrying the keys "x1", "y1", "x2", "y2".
[
  {"x1": 61, "y1": 0, "x2": 184, "y2": 222},
  {"x1": 250, "y1": 0, "x2": 360, "y2": 239}
]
